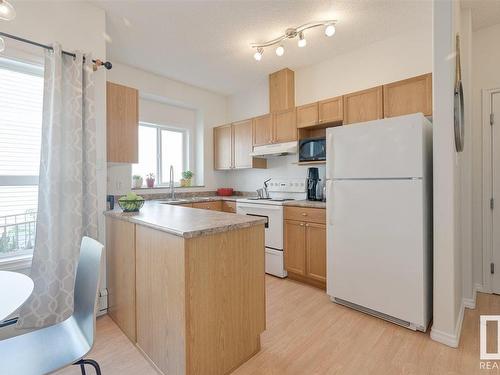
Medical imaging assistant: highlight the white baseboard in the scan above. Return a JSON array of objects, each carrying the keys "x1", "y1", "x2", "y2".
[
  {"x1": 430, "y1": 300, "x2": 465, "y2": 348},
  {"x1": 463, "y1": 286, "x2": 477, "y2": 309},
  {"x1": 475, "y1": 282, "x2": 489, "y2": 294}
]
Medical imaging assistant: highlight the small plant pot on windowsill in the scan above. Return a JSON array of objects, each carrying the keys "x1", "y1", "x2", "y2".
[
  {"x1": 180, "y1": 178, "x2": 192, "y2": 187},
  {"x1": 132, "y1": 176, "x2": 143, "y2": 189},
  {"x1": 146, "y1": 178, "x2": 155, "y2": 188}
]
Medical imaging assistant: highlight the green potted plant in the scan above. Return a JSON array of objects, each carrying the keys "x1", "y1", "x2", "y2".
[
  {"x1": 146, "y1": 173, "x2": 155, "y2": 188},
  {"x1": 132, "y1": 175, "x2": 143, "y2": 189},
  {"x1": 181, "y1": 170, "x2": 193, "y2": 187}
]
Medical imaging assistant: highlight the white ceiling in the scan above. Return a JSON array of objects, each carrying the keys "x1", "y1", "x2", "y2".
[
  {"x1": 91, "y1": 0, "x2": 432, "y2": 96},
  {"x1": 462, "y1": 0, "x2": 500, "y2": 31}
]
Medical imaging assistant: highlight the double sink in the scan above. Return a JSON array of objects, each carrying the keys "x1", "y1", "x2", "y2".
[{"x1": 157, "y1": 197, "x2": 215, "y2": 205}]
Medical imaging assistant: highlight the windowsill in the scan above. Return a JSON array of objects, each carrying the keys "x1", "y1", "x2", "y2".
[
  {"x1": 0, "y1": 254, "x2": 33, "y2": 271},
  {"x1": 132, "y1": 185, "x2": 205, "y2": 190}
]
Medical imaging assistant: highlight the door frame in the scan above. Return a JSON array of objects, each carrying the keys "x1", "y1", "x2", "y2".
[{"x1": 482, "y1": 88, "x2": 500, "y2": 293}]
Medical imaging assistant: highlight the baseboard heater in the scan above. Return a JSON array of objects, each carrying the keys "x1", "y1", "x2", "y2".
[{"x1": 333, "y1": 297, "x2": 423, "y2": 332}]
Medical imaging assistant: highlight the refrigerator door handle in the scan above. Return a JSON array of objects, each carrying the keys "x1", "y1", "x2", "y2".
[
  {"x1": 326, "y1": 131, "x2": 334, "y2": 180},
  {"x1": 326, "y1": 179, "x2": 334, "y2": 225}
]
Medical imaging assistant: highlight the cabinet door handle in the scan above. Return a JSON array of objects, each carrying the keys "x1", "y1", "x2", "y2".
[
  {"x1": 301, "y1": 212, "x2": 307, "y2": 216},
  {"x1": 300, "y1": 223, "x2": 305, "y2": 226}
]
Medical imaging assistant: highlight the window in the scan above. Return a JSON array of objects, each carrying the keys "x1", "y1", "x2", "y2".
[
  {"x1": 0, "y1": 57, "x2": 43, "y2": 259},
  {"x1": 132, "y1": 123, "x2": 188, "y2": 186}
]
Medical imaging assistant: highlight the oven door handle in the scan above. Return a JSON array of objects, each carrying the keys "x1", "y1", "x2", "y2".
[{"x1": 236, "y1": 203, "x2": 282, "y2": 210}]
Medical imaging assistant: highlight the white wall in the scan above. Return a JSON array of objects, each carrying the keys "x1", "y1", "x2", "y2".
[
  {"x1": 106, "y1": 62, "x2": 228, "y2": 194},
  {"x1": 471, "y1": 22, "x2": 500, "y2": 290},
  {"x1": 430, "y1": 0, "x2": 471, "y2": 348},
  {"x1": 460, "y1": 8, "x2": 474, "y2": 309},
  {"x1": 1, "y1": 1, "x2": 107, "y2": 274},
  {"x1": 225, "y1": 27, "x2": 432, "y2": 191}
]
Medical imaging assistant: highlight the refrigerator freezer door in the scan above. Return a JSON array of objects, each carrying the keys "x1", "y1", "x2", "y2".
[
  {"x1": 327, "y1": 179, "x2": 428, "y2": 328},
  {"x1": 326, "y1": 113, "x2": 426, "y2": 179}
]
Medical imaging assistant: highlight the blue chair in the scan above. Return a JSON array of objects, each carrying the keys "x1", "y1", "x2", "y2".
[{"x1": 0, "y1": 236, "x2": 104, "y2": 375}]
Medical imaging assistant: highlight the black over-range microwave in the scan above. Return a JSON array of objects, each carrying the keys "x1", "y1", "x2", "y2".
[{"x1": 298, "y1": 137, "x2": 326, "y2": 163}]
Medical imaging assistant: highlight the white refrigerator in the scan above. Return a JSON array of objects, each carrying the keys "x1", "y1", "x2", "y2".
[{"x1": 326, "y1": 113, "x2": 432, "y2": 331}]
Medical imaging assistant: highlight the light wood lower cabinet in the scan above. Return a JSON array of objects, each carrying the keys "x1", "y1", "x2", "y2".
[
  {"x1": 221, "y1": 200, "x2": 237, "y2": 213},
  {"x1": 107, "y1": 216, "x2": 266, "y2": 375},
  {"x1": 135, "y1": 223, "x2": 266, "y2": 375},
  {"x1": 284, "y1": 207, "x2": 326, "y2": 289},
  {"x1": 305, "y1": 222, "x2": 327, "y2": 284},
  {"x1": 192, "y1": 201, "x2": 222, "y2": 211},
  {"x1": 284, "y1": 220, "x2": 306, "y2": 275},
  {"x1": 106, "y1": 218, "x2": 136, "y2": 342}
]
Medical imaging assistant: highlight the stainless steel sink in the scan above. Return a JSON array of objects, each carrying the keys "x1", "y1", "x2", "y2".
[{"x1": 158, "y1": 199, "x2": 189, "y2": 205}]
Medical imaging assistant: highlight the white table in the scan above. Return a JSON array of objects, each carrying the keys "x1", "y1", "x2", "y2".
[{"x1": 0, "y1": 271, "x2": 34, "y2": 321}]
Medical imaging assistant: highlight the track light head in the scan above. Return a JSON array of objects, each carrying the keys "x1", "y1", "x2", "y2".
[
  {"x1": 298, "y1": 32, "x2": 307, "y2": 48},
  {"x1": 0, "y1": 0, "x2": 16, "y2": 21},
  {"x1": 325, "y1": 24, "x2": 336, "y2": 37},
  {"x1": 275, "y1": 45, "x2": 284, "y2": 57},
  {"x1": 253, "y1": 47, "x2": 264, "y2": 61}
]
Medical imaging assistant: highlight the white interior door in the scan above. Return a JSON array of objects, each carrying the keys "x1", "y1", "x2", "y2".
[
  {"x1": 328, "y1": 179, "x2": 428, "y2": 327},
  {"x1": 492, "y1": 92, "x2": 500, "y2": 293}
]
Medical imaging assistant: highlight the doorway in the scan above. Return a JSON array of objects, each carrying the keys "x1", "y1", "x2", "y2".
[{"x1": 484, "y1": 89, "x2": 500, "y2": 293}]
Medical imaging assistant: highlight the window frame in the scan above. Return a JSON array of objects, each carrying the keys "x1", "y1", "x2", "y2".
[
  {"x1": 0, "y1": 56, "x2": 44, "y2": 265},
  {"x1": 138, "y1": 121, "x2": 189, "y2": 187}
]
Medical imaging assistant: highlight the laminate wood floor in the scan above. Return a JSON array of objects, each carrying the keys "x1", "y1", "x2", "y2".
[{"x1": 56, "y1": 276, "x2": 500, "y2": 375}]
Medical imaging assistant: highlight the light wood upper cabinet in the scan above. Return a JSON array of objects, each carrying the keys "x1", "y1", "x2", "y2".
[
  {"x1": 106, "y1": 81, "x2": 139, "y2": 163},
  {"x1": 343, "y1": 86, "x2": 384, "y2": 125},
  {"x1": 273, "y1": 108, "x2": 297, "y2": 143},
  {"x1": 214, "y1": 121, "x2": 266, "y2": 170},
  {"x1": 252, "y1": 114, "x2": 273, "y2": 146},
  {"x1": 383, "y1": 73, "x2": 432, "y2": 118},
  {"x1": 284, "y1": 220, "x2": 306, "y2": 276},
  {"x1": 233, "y1": 119, "x2": 254, "y2": 169},
  {"x1": 213, "y1": 124, "x2": 233, "y2": 170},
  {"x1": 296, "y1": 102, "x2": 319, "y2": 128},
  {"x1": 319, "y1": 96, "x2": 343, "y2": 125},
  {"x1": 269, "y1": 68, "x2": 295, "y2": 113}
]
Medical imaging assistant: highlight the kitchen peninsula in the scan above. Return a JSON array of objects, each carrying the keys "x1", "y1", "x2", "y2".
[{"x1": 104, "y1": 201, "x2": 266, "y2": 375}]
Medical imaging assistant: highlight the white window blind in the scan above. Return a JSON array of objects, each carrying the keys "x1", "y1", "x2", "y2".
[{"x1": 0, "y1": 57, "x2": 43, "y2": 258}]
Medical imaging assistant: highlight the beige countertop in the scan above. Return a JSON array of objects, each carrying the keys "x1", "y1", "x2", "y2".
[
  {"x1": 283, "y1": 200, "x2": 327, "y2": 209},
  {"x1": 104, "y1": 200, "x2": 265, "y2": 239},
  {"x1": 154, "y1": 195, "x2": 242, "y2": 205}
]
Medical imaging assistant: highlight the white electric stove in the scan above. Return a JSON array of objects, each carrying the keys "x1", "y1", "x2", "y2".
[{"x1": 237, "y1": 179, "x2": 306, "y2": 278}]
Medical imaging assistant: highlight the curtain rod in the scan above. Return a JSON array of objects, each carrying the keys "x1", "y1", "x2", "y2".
[{"x1": 0, "y1": 31, "x2": 112, "y2": 70}]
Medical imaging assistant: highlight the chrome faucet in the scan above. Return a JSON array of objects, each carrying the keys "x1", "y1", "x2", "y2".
[
  {"x1": 263, "y1": 178, "x2": 271, "y2": 199},
  {"x1": 169, "y1": 165, "x2": 175, "y2": 200}
]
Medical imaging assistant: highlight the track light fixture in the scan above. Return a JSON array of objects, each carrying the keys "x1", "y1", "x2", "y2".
[{"x1": 250, "y1": 20, "x2": 337, "y2": 61}]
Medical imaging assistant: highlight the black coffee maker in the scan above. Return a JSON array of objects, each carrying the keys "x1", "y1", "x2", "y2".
[{"x1": 307, "y1": 167, "x2": 320, "y2": 201}]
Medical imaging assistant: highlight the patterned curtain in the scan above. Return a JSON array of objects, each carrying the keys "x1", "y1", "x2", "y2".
[{"x1": 16, "y1": 44, "x2": 98, "y2": 329}]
